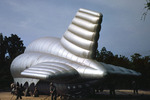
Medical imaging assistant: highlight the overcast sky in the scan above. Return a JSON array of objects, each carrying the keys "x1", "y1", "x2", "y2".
[{"x1": 0, "y1": 0, "x2": 150, "y2": 59}]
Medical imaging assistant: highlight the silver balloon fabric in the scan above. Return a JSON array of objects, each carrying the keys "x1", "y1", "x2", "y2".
[
  {"x1": 61, "y1": 8, "x2": 102, "y2": 59},
  {"x1": 10, "y1": 8, "x2": 141, "y2": 85}
]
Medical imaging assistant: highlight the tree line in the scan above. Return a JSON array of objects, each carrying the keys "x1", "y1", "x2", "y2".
[
  {"x1": 0, "y1": 33, "x2": 150, "y2": 90},
  {"x1": 96, "y1": 47, "x2": 150, "y2": 89},
  {"x1": 0, "y1": 33, "x2": 25, "y2": 89}
]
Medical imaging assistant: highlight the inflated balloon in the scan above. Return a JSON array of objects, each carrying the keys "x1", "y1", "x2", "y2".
[{"x1": 10, "y1": 8, "x2": 141, "y2": 94}]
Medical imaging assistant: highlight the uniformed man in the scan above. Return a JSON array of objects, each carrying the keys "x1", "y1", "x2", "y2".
[
  {"x1": 132, "y1": 81, "x2": 139, "y2": 94},
  {"x1": 16, "y1": 84, "x2": 22, "y2": 100},
  {"x1": 33, "y1": 87, "x2": 39, "y2": 97},
  {"x1": 50, "y1": 82, "x2": 57, "y2": 100}
]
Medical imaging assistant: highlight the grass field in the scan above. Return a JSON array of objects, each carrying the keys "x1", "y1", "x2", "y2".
[{"x1": 0, "y1": 90, "x2": 150, "y2": 100}]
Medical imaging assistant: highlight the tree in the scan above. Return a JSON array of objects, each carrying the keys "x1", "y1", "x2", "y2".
[
  {"x1": 96, "y1": 50, "x2": 100, "y2": 60},
  {"x1": 112, "y1": 55, "x2": 130, "y2": 69},
  {"x1": 0, "y1": 33, "x2": 7, "y2": 63},
  {"x1": 130, "y1": 53, "x2": 143, "y2": 71},
  {"x1": 96, "y1": 47, "x2": 150, "y2": 89},
  {"x1": 142, "y1": 0, "x2": 150, "y2": 20},
  {"x1": 0, "y1": 33, "x2": 25, "y2": 89},
  {"x1": 96, "y1": 47, "x2": 114, "y2": 64},
  {"x1": 131, "y1": 53, "x2": 150, "y2": 89},
  {"x1": 131, "y1": 53, "x2": 142, "y2": 62},
  {"x1": 131, "y1": 54, "x2": 150, "y2": 74},
  {"x1": 5, "y1": 34, "x2": 25, "y2": 62}
]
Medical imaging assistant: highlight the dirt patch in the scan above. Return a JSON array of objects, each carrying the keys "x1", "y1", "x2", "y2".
[{"x1": 0, "y1": 90, "x2": 150, "y2": 100}]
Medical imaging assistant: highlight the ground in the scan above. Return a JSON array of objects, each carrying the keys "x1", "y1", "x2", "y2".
[{"x1": 0, "y1": 90, "x2": 150, "y2": 100}]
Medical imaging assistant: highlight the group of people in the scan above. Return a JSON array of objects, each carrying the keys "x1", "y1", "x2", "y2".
[
  {"x1": 10, "y1": 83, "x2": 24, "y2": 99},
  {"x1": 10, "y1": 82, "x2": 57, "y2": 100},
  {"x1": 95, "y1": 80, "x2": 139, "y2": 96},
  {"x1": 10, "y1": 83, "x2": 39, "y2": 100},
  {"x1": 108, "y1": 80, "x2": 139, "y2": 96},
  {"x1": 10, "y1": 81, "x2": 139, "y2": 100}
]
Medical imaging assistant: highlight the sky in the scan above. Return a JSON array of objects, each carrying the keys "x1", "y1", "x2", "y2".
[{"x1": 0, "y1": 0, "x2": 150, "y2": 59}]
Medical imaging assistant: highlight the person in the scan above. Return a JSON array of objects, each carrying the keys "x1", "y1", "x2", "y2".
[
  {"x1": 33, "y1": 87, "x2": 39, "y2": 97},
  {"x1": 24, "y1": 87, "x2": 30, "y2": 96},
  {"x1": 16, "y1": 84, "x2": 22, "y2": 100},
  {"x1": 20, "y1": 84, "x2": 24, "y2": 96},
  {"x1": 50, "y1": 82, "x2": 57, "y2": 100},
  {"x1": 10, "y1": 83, "x2": 16, "y2": 95},
  {"x1": 132, "y1": 81, "x2": 138, "y2": 94},
  {"x1": 108, "y1": 82, "x2": 115, "y2": 96}
]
